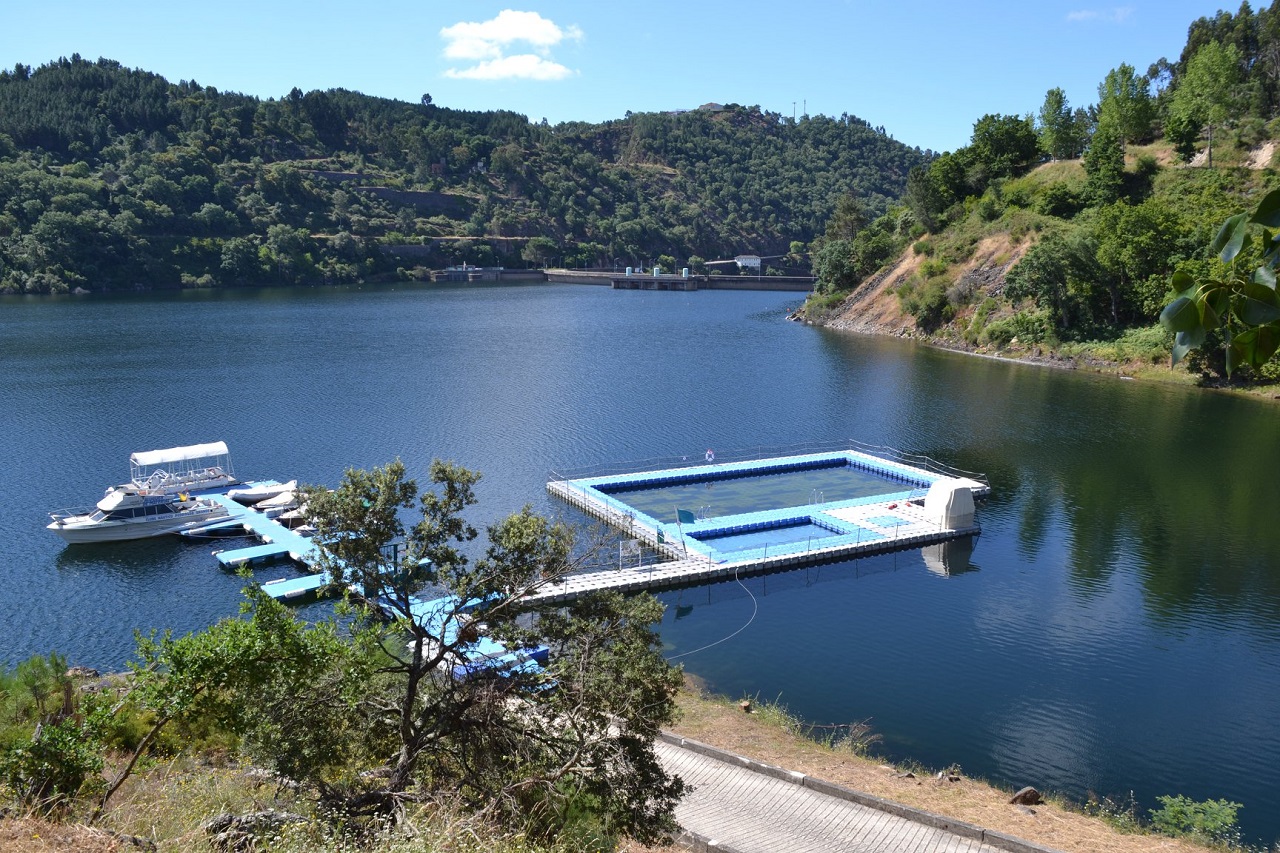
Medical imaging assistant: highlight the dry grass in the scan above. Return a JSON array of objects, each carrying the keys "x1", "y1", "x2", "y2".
[
  {"x1": 670, "y1": 680, "x2": 1215, "y2": 853},
  {"x1": 0, "y1": 817, "x2": 131, "y2": 853},
  {"x1": 0, "y1": 683, "x2": 1232, "y2": 853}
]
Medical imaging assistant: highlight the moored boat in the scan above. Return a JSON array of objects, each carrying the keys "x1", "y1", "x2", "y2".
[
  {"x1": 120, "y1": 441, "x2": 239, "y2": 496},
  {"x1": 48, "y1": 489, "x2": 231, "y2": 544},
  {"x1": 254, "y1": 489, "x2": 298, "y2": 519},
  {"x1": 226, "y1": 480, "x2": 297, "y2": 506}
]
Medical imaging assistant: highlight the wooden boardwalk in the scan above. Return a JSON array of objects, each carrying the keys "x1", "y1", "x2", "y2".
[{"x1": 657, "y1": 735, "x2": 1051, "y2": 853}]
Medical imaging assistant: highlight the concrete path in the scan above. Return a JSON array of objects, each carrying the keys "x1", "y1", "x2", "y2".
[{"x1": 658, "y1": 734, "x2": 1055, "y2": 853}]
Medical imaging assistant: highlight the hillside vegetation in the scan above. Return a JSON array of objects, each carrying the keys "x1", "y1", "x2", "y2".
[
  {"x1": 0, "y1": 57, "x2": 925, "y2": 293},
  {"x1": 806, "y1": 2, "x2": 1280, "y2": 385}
]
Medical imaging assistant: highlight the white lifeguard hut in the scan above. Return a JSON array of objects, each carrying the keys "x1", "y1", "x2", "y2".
[{"x1": 922, "y1": 478, "x2": 976, "y2": 529}]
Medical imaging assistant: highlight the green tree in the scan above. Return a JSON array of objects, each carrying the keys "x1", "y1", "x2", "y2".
[
  {"x1": 1096, "y1": 63, "x2": 1154, "y2": 148},
  {"x1": 969, "y1": 113, "x2": 1039, "y2": 179},
  {"x1": 825, "y1": 190, "x2": 868, "y2": 240},
  {"x1": 1091, "y1": 199, "x2": 1186, "y2": 322},
  {"x1": 1037, "y1": 88, "x2": 1081, "y2": 160},
  {"x1": 297, "y1": 461, "x2": 686, "y2": 843},
  {"x1": 1005, "y1": 231, "x2": 1098, "y2": 332},
  {"x1": 1169, "y1": 40, "x2": 1242, "y2": 166},
  {"x1": 522, "y1": 235, "x2": 557, "y2": 267},
  {"x1": 1083, "y1": 118, "x2": 1125, "y2": 206}
]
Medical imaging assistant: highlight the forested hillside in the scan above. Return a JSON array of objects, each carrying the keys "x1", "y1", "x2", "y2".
[
  {"x1": 811, "y1": 1, "x2": 1280, "y2": 383},
  {"x1": 0, "y1": 56, "x2": 926, "y2": 293}
]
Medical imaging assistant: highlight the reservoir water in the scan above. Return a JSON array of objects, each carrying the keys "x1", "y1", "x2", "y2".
[{"x1": 2, "y1": 283, "x2": 1278, "y2": 844}]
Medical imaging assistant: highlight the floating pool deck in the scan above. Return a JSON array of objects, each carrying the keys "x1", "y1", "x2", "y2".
[{"x1": 536, "y1": 449, "x2": 988, "y2": 604}]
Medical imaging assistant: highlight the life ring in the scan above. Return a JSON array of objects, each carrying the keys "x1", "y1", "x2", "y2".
[{"x1": 705, "y1": 449, "x2": 715, "y2": 462}]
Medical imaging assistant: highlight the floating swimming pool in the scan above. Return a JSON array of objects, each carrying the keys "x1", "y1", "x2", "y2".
[
  {"x1": 540, "y1": 448, "x2": 989, "y2": 602},
  {"x1": 596, "y1": 456, "x2": 926, "y2": 523}
]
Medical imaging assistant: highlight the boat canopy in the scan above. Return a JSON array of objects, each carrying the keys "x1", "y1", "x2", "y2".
[{"x1": 130, "y1": 442, "x2": 229, "y2": 468}]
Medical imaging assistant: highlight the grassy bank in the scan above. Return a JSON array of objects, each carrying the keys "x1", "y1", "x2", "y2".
[
  {"x1": 668, "y1": 680, "x2": 1227, "y2": 853},
  {"x1": 0, "y1": 682, "x2": 1243, "y2": 852}
]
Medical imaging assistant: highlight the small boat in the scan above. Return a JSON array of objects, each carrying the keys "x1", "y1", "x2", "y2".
[
  {"x1": 254, "y1": 489, "x2": 297, "y2": 519},
  {"x1": 226, "y1": 480, "x2": 297, "y2": 506},
  {"x1": 48, "y1": 489, "x2": 231, "y2": 544},
  {"x1": 119, "y1": 441, "x2": 239, "y2": 497}
]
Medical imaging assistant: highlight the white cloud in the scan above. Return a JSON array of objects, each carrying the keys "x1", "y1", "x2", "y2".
[
  {"x1": 441, "y1": 10, "x2": 582, "y2": 80},
  {"x1": 444, "y1": 54, "x2": 575, "y2": 81},
  {"x1": 1066, "y1": 7, "x2": 1134, "y2": 23}
]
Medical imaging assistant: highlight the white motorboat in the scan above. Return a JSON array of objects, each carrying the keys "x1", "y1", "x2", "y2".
[
  {"x1": 48, "y1": 489, "x2": 231, "y2": 544},
  {"x1": 226, "y1": 480, "x2": 297, "y2": 506}
]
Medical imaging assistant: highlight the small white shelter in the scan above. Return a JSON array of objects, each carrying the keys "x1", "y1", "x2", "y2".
[{"x1": 922, "y1": 478, "x2": 975, "y2": 529}]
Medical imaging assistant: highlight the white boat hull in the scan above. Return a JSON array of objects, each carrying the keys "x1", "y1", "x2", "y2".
[
  {"x1": 48, "y1": 504, "x2": 230, "y2": 544},
  {"x1": 227, "y1": 480, "x2": 297, "y2": 505}
]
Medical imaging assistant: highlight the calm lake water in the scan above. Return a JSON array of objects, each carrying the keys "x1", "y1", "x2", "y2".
[{"x1": 2, "y1": 282, "x2": 1278, "y2": 844}]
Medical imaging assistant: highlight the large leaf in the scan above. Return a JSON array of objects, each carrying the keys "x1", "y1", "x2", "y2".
[
  {"x1": 1203, "y1": 287, "x2": 1231, "y2": 329},
  {"x1": 1170, "y1": 270, "x2": 1197, "y2": 298},
  {"x1": 1172, "y1": 327, "x2": 1206, "y2": 366},
  {"x1": 1250, "y1": 188, "x2": 1280, "y2": 227},
  {"x1": 1255, "y1": 324, "x2": 1280, "y2": 364},
  {"x1": 1239, "y1": 294, "x2": 1280, "y2": 326},
  {"x1": 1253, "y1": 265, "x2": 1277, "y2": 290},
  {"x1": 1160, "y1": 295, "x2": 1202, "y2": 333},
  {"x1": 1212, "y1": 213, "x2": 1250, "y2": 263},
  {"x1": 1226, "y1": 339, "x2": 1245, "y2": 376}
]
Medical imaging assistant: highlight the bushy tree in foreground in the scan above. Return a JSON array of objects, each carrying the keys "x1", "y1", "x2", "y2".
[{"x1": 295, "y1": 460, "x2": 685, "y2": 843}]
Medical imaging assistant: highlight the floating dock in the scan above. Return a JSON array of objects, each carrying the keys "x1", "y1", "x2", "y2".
[
  {"x1": 187, "y1": 492, "x2": 333, "y2": 600},
  {"x1": 536, "y1": 447, "x2": 988, "y2": 604}
]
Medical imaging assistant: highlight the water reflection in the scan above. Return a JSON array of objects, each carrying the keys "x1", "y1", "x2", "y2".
[{"x1": 5, "y1": 285, "x2": 1280, "y2": 844}]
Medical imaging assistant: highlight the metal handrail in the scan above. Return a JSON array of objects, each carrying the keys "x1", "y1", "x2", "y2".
[{"x1": 548, "y1": 439, "x2": 989, "y2": 488}]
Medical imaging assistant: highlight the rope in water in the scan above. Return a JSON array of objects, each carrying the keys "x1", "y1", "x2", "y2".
[{"x1": 666, "y1": 565, "x2": 757, "y2": 662}]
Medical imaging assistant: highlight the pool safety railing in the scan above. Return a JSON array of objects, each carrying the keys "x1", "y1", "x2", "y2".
[{"x1": 547, "y1": 439, "x2": 990, "y2": 492}]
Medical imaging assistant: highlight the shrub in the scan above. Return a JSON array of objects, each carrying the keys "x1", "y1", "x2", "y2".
[
  {"x1": 1236, "y1": 116, "x2": 1268, "y2": 150},
  {"x1": 1036, "y1": 183, "x2": 1083, "y2": 219},
  {"x1": 1149, "y1": 795, "x2": 1242, "y2": 846},
  {"x1": 982, "y1": 310, "x2": 1054, "y2": 347},
  {"x1": 964, "y1": 298, "x2": 999, "y2": 345},
  {"x1": 913, "y1": 238, "x2": 934, "y2": 256},
  {"x1": 899, "y1": 275, "x2": 952, "y2": 330},
  {"x1": 976, "y1": 192, "x2": 1003, "y2": 222},
  {"x1": 1003, "y1": 186, "x2": 1031, "y2": 209},
  {"x1": 918, "y1": 258, "x2": 948, "y2": 278}
]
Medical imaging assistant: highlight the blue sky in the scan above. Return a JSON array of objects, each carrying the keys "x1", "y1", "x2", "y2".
[{"x1": 1, "y1": 1, "x2": 1231, "y2": 152}]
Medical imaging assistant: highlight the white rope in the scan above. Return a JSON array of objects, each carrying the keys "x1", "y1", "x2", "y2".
[{"x1": 666, "y1": 566, "x2": 758, "y2": 662}]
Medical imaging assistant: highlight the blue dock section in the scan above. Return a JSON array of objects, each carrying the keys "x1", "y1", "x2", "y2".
[
  {"x1": 374, "y1": 593, "x2": 549, "y2": 682},
  {"x1": 204, "y1": 494, "x2": 332, "y2": 600}
]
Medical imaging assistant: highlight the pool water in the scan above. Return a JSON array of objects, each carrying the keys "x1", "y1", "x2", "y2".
[
  {"x1": 691, "y1": 520, "x2": 842, "y2": 554},
  {"x1": 602, "y1": 462, "x2": 910, "y2": 522}
]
